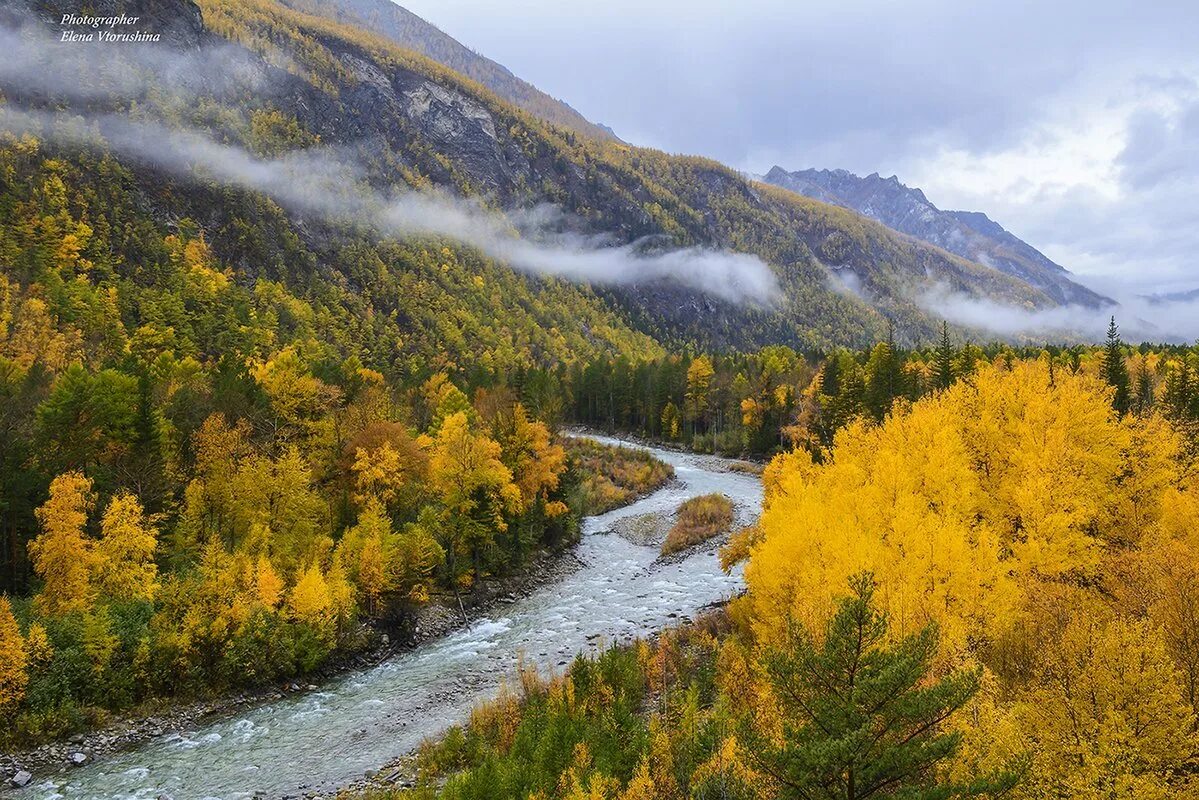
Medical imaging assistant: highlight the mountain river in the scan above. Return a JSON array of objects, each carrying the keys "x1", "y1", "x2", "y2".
[{"x1": 18, "y1": 436, "x2": 763, "y2": 799}]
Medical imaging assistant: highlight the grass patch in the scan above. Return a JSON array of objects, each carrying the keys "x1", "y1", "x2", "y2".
[
  {"x1": 566, "y1": 438, "x2": 674, "y2": 515},
  {"x1": 661, "y1": 493, "x2": 735, "y2": 556}
]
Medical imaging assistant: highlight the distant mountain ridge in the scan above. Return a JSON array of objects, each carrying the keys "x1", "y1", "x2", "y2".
[
  {"x1": 281, "y1": 0, "x2": 619, "y2": 142},
  {"x1": 763, "y1": 166, "x2": 1109, "y2": 307}
]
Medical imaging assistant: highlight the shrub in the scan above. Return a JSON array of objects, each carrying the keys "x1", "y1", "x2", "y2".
[{"x1": 661, "y1": 494, "x2": 735, "y2": 556}]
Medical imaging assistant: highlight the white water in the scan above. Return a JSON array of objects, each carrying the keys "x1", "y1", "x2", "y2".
[{"x1": 22, "y1": 437, "x2": 763, "y2": 799}]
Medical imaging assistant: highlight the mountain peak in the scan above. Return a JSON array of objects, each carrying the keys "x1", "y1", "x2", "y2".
[{"x1": 765, "y1": 166, "x2": 1107, "y2": 307}]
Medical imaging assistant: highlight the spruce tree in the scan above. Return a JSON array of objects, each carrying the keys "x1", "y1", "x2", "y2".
[
  {"x1": 1100, "y1": 316, "x2": 1130, "y2": 415},
  {"x1": 1163, "y1": 362, "x2": 1194, "y2": 421},
  {"x1": 741, "y1": 574, "x2": 1019, "y2": 800},
  {"x1": 864, "y1": 325, "x2": 904, "y2": 421},
  {"x1": 1134, "y1": 362, "x2": 1154, "y2": 416},
  {"x1": 933, "y1": 322, "x2": 955, "y2": 391},
  {"x1": 821, "y1": 352, "x2": 843, "y2": 398}
]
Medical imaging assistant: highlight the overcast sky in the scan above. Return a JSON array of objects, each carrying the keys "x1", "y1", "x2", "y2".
[{"x1": 398, "y1": 0, "x2": 1198, "y2": 297}]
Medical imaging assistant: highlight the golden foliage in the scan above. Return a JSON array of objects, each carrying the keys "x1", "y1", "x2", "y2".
[
  {"x1": 0, "y1": 597, "x2": 27, "y2": 715},
  {"x1": 96, "y1": 491, "x2": 158, "y2": 601},
  {"x1": 30, "y1": 472, "x2": 97, "y2": 615}
]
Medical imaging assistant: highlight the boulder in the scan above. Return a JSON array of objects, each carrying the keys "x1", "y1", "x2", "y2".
[
  {"x1": 11, "y1": 770, "x2": 33, "y2": 788},
  {"x1": 68, "y1": 752, "x2": 88, "y2": 766}
]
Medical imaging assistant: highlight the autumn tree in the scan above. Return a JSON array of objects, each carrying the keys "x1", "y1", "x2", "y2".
[
  {"x1": 661, "y1": 401, "x2": 681, "y2": 440},
  {"x1": 252, "y1": 346, "x2": 341, "y2": 445},
  {"x1": 30, "y1": 471, "x2": 96, "y2": 615},
  {"x1": 347, "y1": 421, "x2": 428, "y2": 511},
  {"x1": 95, "y1": 491, "x2": 158, "y2": 601},
  {"x1": 493, "y1": 403, "x2": 567, "y2": 516},
  {"x1": 742, "y1": 574, "x2": 1014, "y2": 800},
  {"x1": 685, "y1": 355, "x2": 716, "y2": 434},
  {"x1": 254, "y1": 554, "x2": 284, "y2": 609},
  {"x1": 1017, "y1": 613, "x2": 1195, "y2": 799},
  {"x1": 339, "y1": 498, "x2": 393, "y2": 615},
  {"x1": 0, "y1": 596, "x2": 27, "y2": 716},
  {"x1": 289, "y1": 563, "x2": 334, "y2": 638},
  {"x1": 745, "y1": 361, "x2": 1135, "y2": 654},
  {"x1": 425, "y1": 412, "x2": 520, "y2": 592}
]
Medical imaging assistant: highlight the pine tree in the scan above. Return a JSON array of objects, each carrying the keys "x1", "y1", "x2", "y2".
[
  {"x1": 1134, "y1": 362, "x2": 1154, "y2": 415},
  {"x1": 1163, "y1": 362, "x2": 1193, "y2": 421},
  {"x1": 864, "y1": 327, "x2": 904, "y2": 421},
  {"x1": 933, "y1": 322, "x2": 955, "y2": 391},
  {"x1": 1101, "y1": 316, "x2": 1131, "y2": 415},
  {"x1": 741, "y1": 573, "x2": 1017, "y2": 800},
  {"x1": 820, "y1": 353, "x2": 843, "y2": 398}
]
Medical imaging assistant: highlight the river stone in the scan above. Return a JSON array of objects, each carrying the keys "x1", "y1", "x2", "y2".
[
  {"x1": 11, "y1": 770, "x2": 32, "y2": 787},
  {"x1": 69, "y1": 752, "x2": 88, "y2": 766}
]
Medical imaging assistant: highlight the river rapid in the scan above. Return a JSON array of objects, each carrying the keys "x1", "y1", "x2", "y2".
[{"x1": 20, "y1": 436, "x2": 763, "y2": 799}]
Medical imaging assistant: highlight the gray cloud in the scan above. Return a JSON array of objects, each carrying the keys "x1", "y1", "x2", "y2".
[
  {"x1": 399, "y1": 0, "x2": 1199, "y2": 304},
  {"x1": 400, "y1": 0, "x2": 1196, "y2": 171},
  {"x1": 921, "y1": 285, "x2": 1199, "y2": 344},
  {"x1": 1118, "y1": 98, "x2": 1199, "y2": 191},
  {"x1": 0, "y1": 107, "x2": 777, "y2": 304}
]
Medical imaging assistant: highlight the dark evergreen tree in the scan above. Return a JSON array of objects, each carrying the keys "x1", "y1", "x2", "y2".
[
  {"x1": 741, "y1": 573, "x2": 1020, "y2": 800},
  {"x1": 1100, "y1": 316, "x2": 1131, "y2": 415},
  {"x1": 1134, "y1": 362, "x2": 1154, "y2": 416},
  {"x1": 1163, "y1": 362, "x2": 1194, "y2": 421},
  {"x1": 821, "y1": 352, "x2": 843, "y2": 398},
  {"x1": 933, "y1": 322, "x2": 955, "y2": 391},
  {"x1": 864, "y1": 328, "x2": 904, "y2": 421}
]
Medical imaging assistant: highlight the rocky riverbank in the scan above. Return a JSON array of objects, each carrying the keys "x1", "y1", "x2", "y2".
[
  {"x1": 0, "y1": 547, "x2": 585, "y2": 790},
  {"x1": 563, "y1": 427, "x2": 766, "y2": 475}
]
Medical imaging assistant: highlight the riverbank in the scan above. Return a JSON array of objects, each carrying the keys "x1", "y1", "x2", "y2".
[
  {"x1": 1, "y1": 433, "x2": 689, "y2": 788},
  {"x1": 0, "y1": 546, "x2": 585, "y2": 788},
  {"x1": 338, "y1": 605, "x2": 737, "y2": 799},
  {"x1": 563, "y1": 426, "x2": 766, "y2": 475},
  {"x1": 17, "y1": 440, "x2": 761, "y2": 798}
]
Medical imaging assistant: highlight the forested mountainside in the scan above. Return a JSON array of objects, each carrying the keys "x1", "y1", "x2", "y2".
[
  {"x1": 278, "y1": 0, "x2": 619, "y2": 142},
  {"x1": 5, "y1": 0, "x2": 1066, "y2": 359},
  {"x1": 764, "y1": 165, "x2": 1109, "y2": 307}
]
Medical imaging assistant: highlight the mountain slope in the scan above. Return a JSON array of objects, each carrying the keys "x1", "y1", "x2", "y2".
[
  {"x1": 279, "y1": 0, "x2": 619, "y2": 142},
  {"x1": 4, "y1": 0, "x2": 1065, "y2": 358},
  {"x1": 763, "y1": 166, "x2": 1109, "y2": 307}
]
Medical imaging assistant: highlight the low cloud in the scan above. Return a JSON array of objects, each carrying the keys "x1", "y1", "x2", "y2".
[
  {"x1": 920, "y1": 284, "x2": 1199, "y2": 343},
  {"x1": 0, "y1": 108, "x2": 778, "y2": 304},
  {"x1": 0, "y1": 22, "x2": 272, "y2": 103}
]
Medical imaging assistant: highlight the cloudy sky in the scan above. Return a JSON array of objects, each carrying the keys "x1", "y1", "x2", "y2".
[{"x1": 399, "y1": 0, "x2": 1198, "y2": 298}]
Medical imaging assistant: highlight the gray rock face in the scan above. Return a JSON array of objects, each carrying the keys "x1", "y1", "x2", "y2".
[
  {"x1": 11, "y1": 770, "x2": 33, "y2": 787},
  {"x1": 291, "y1": 0, "x2": 618, "y2": 142},
  {"x1": 763, "y1": 166, "x2": 1110, "y2": 307}
]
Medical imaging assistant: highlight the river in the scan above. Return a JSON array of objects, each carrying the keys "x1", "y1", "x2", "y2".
[{"x1": 21, "y1": 436, "x2": 763, "y2": 799}]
